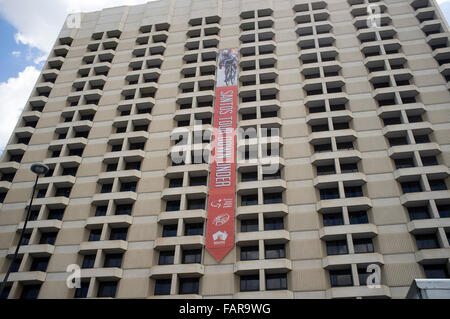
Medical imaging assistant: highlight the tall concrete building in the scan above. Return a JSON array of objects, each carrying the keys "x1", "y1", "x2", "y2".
[{"x1": 0, "y1": 0, "x2": 449, "y2": 299}]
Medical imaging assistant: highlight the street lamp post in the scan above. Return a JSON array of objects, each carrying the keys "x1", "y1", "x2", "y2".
[{"x1": 0, "y1": 163, "x2": 49, "y2": 298}]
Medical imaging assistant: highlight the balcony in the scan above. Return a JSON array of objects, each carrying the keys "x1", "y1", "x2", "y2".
[
  {"x1": 7, "y1": 244, "x2": 55, "y2": 258},
  {"x1": 319, "y1": 224, "x2": 378, "y2": 240},
  {"x1": 86, "y1": 214, "x2": 133, "y2": 229},
  {"x1": 415, "y1": 247, "x2": 450, "y2": 264},
  {"x1": 322, "y1": 252, "x2": 384, "y2": 269},
  {"x1": 91, "y1": 191, "x2": 137, "y2": 206},
  {"x1": 79, "y1": 240, "x2": 128, "y2": 254},
  {"x1": 149, "y1": 264, "x2": 204, "y2": 279},
  {"x1": 80, "y1": 267, "x2": 123, "y2": 281},
  {"x1": 326, "y1": 285, "x2": 391, "y2": 299},
  {"x1": 234, "y1": 258, "x2": 291, "y2": 275},
  {"x1": 236, "y1": 230, "x2": 290, "y2": 245},
  {"x1": 316, "y1": 197, "x2": 372, "y2": 213},
  {"x1": 154, "y1": 235, "x2": 204, "y2": 249}
]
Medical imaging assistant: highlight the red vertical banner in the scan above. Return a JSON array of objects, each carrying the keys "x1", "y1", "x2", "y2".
[{"x1": 205, "y1": 49, "x2": 239, "y2": 262}]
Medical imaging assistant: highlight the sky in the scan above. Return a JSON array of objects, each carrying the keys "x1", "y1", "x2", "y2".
[{"x1": 0, "y1": 0, "x2": 449, "y2": 153}]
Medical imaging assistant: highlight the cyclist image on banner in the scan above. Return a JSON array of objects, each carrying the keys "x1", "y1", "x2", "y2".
[{"x1": 217, "y1": 48, "x2": 238, "y2": 87}]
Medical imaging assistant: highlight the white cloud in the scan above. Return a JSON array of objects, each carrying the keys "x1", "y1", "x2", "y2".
[
  {"x1": 11, "y1": 51, "x2": 21, "y2": 57},
  {"x1": 0, "y1": 66, "x2": 40, "y2": 152},
  {"x1": 0, "y1": 0, "x2": 155, "y2": 54}
]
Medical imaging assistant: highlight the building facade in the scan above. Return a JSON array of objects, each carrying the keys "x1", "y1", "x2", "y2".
[{"x1": 0, "y1": 0, "x2": 450, "y2": 299}]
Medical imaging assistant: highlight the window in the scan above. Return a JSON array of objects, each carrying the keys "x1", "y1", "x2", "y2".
[
  {"x1": 0, "y1": 285, "x2": 11, "y2": 299},
  {"x1": 36, "y1": 188, "x2": 47, "y2": 198},
  {"x1": 264, "y1": 217, "x2": 284, "y2": 231},
  {"x1": 349, "y1": 211, "x2": 368, "y2": 224},
  {"x1": 89, "y1": 229, "x2": 102, "y2": 241},
  {"x1": 166, "y1": 200, "x2": 180, "y2": 211},
  {"x1": 169, "y1": 178, "x2": 183, "y2": 188},
  {"x1": 415, "y1": 234, "x2": 439, "y2": 250},
  {"x1": 125, "y1": 161, "x2": 141, "y2": 170},
  {"x1": 320, "y1": 188, "x2": 339, "y2": 200},
  {"x1": 10, "y1": 258, "x2": 22, "y2": 273},
  {"x1": 265, "y1": 244, "x2": 285, "y2": 259},
  {"x1": 62, "y1": 167, "x2": 78, "y2": 176},
  {"x1": 326, "y1": 240, "x2": 348, "y2": 255},
  {"x1": 104, "y1": 254, "x2": 123, "y2": 268},
  {"x1": 242, "y1": 171, "x2": 257, "y2": 182},
  {"x1": 358, "y1": 267, "x2": 370, "y2": 286},
  {"x1": 120, "y1": 182, "x2": 137, "y2": 192},
  {"x1": 48, "y1": 208, "x2": 65, "y2": 220},
  {"x1": 345, "y1": 186, "x2": 363, "y2": 198},
  {"x1": 179, "y1": 278, "x2": 199, "y2": 295},
  {"x1": 154, "y1": 279, "x2": 171, "y2": 295},
  {"x1": 414, "y1": 134, "x2": 430, "y2": 143},
  {"x1": 20, "y1": 284, "x2": 41, "y2": 299},
  {"x1": 423, "y1": 264, "x2": 450, "y2": 279},
  {"x1": 317, "y1": 165, "x2": 335, "y2": 175},
  {"x1": 106, "y1": 163, "x2": 117, "y2": 172},
  {"x1": 241, "y1": 219, "x2": 258, "y2": 232},
  {"x1": 115, "y1": 204, "x2": 132, "y2": 215},
  {"x1": 30, "y1": 257, "x2": 50, "y2": 272},
  {"x1": 240, "y1": 246, "x2": 259, "y2": 261},
  {"x1": 266, "y1": 274, "x2": 287, "y2": 290},
  {"x1": 421, "y1": 156, "x2": 438, "y2": 166},
  {"x1": 109, "y1": 228, "x2": 128, "y2": 241},
  {"x1": 182, "y1": 249, "x2": 202, "y2": 264},
  {"x1": 158, "y1": 251, "x2": 174, "y2": 265},
  {"x1": 29, "y1": 209, "x2": 40, "y2": 221},
  {"x1": 401, "y1": 181, "x2": 422, "y2": 193},
  {"x1": 187, "y1": 198, "x2": 205, "y2": 210},
  {"x1": 184, "y1": 223, "x2": 203, "y2": 236},
  {"x1": 329, "y1": 269, "x2": 353, "y2": 287},
  {"x1": 162, "y1": 224, "x2": 177, "y2": 237},
  {"x1": 429, "y1": 179, "x2": 447, "y2": 191},
  {"x1": 95, "y1": 206, "x2": 107, "y2": 216},
  {"x1": 437, "y1": 204, "x2": 450, "y2": 218},
  {"x1": 101, "y1": 184, "x2": 113, "y2": 193},
  {"x1": 263, "y1": 192, "x2": 282, "y2": 204},
  {"x1": 74, "y1": 281, "x2": 90, "y2": 298},
  {"x1": 394, "y1": 158, "x2": 415, "y2": 169},
  {"x1": 323, "y1": 213, "x2": 344, "y2": 226},
  {"x1": 408, "y1": 206, "x2": 430, "y2": 220},
  {"x1": 82, "y1": 254, "x2": 96, "y2": 269},
  {"x1": 39, "y1": 232, "x2": 58, "y2": 245},
  {"x1": 241, "y1": 194, "x2": 258, "y2": 206},
  {"x1": 240, "y1": 275, "x2": 259, "y2": 292},
  {"x1": 55, "y1": 187, "x2": 71, "y2": 197},
  {"x1": 189, "y1": 176, "x2": 207, "y2": 186},
  {"x1": 20, "y1": 232, "x2": 31, "y2": 245},
  {"x1": 353, "y1": 238, "x2": 374, "y2": 254},
  {"x1": 97, "y1": 281, "x2": 117, "y2": 298},
  {"x1": 388, "y1": 136, "x2": 408, "y2": 146},
  {"x1": 340, "y1": 163, "x2": 358, "y2": 173}
]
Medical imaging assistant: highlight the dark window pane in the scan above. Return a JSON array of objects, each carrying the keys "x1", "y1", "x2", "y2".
[
  {"x1": 104, "y1": 254, "x2": 123, "y2": 268},
  {"x1": 408, "y1": 206, "x2": 430, "y2": 220},
  {"x1": 415, "y1": 234, "x2": 439, "y2": 250},
  {"x1": 326, "y1": 240, "x2": 348, "y2": 255},
  {"x1": 323, "y1": 213, "x2": 344, "y2": 226},
  {"x1": 20, "y1": 284, "x2": 41, "y2": 299},
  {"x1": 266, "y1": 274, "x2": 287, "y2": 290},
  {"x1": 179, "y1": 278, "x2": 199, "y2": 294},
  {"x1": 158, "y1": 251, "x2": 174, "y2": 265},
  {"x1": 349, "y1": 211, "x2": 369, "y2": 224},
  {"x1": 264, "y1": 217, "x2": 284, "y2": 231},
  {"x1": 330, "y1": 269, "x2": 353, "y2": 287},
  {"x1": 97, "y1": 282, "x2": 117, "y2": 298},
  {"x1": 265, "y1": 244, "x2": 286, "y2": 259},
  {"x1": 39, "y1": 232, "x2": 58, "y2": 245},
  {"x1": 182, "y1": 249, "x2": 202, "y2": 264},
  {"x1": 437, "y1": 205, "x2": 450, "y2": 218},
  {"x1": 82, "y1": 255, "x2": 95, "y2": 269},
  {"x1": 89, "y1": 229, "x2": 102, "y2": 241},
  {"x1": 240, "y1": 246, "x2": 259, "y2": 261},
  {"x1": 154, "y1": 279, "x2": 171, "y2": 295},
  {"x1": 162, "y1": 224, "x2": 177, "y2": 237},
  {"x1": 166, "y1": 200, "x2": 180, "y2": 211},
  {"x1": 353, "y1": 238, "x2": 374, "y2": 254},
  {"x1": 240, "y1": 275, "x2": 259, "y2": 292},
  {"x1": 184, "y1": 223, "x2": 203, "y2": 236},
  {"x1": 30, "y1": 257, "x2": 49, "y2": 272},
  {"x1": 74, "y1": 282, "x2": 90, "y2": 298},
  {"x1": 241, "y1": 219, "x2": 258, "y2": 232},
  {"x1": 109, "y1": 228, "x2": 128, "y2": 241},
  {"x1": 423, "y1": 264, "x2": 450, "y2": 279}
]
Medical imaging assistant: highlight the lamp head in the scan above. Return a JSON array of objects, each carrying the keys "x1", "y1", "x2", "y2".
[{"x1": 30, "y1": 163, "x2": 50, "y2": 175}]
